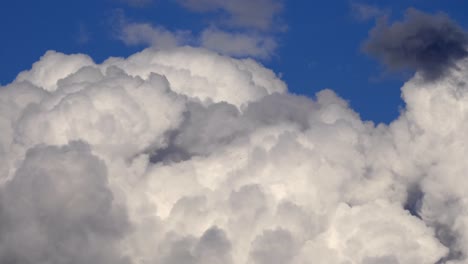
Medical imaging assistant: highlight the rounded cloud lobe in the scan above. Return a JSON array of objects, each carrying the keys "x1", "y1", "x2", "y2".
[
  {"x1": 364, "y1": 8, "x2": 468, "y2": 81},
  {"x1": 1, "y1": 47, "x2": 468, "y2": 263}
]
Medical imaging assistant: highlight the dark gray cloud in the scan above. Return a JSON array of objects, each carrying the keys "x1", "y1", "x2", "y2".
[{"x1": 364, "y1": 8, "x2": 468, "y2": 80}]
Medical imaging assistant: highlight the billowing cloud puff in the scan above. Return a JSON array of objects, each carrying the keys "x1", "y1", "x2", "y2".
[
  {"x1": 364, "y1": 8, "x2": 468, "y2": 81},
  {"x1": 0, "y1": 142, "x2": 128, "y2": 264},
  {"x1": 103, "y1": 47, "x2": 286, "y2": 106},
  {"x1": 15, "y1": 51, "x2": 95, "y2": 92},
  {"x1": 2, "y1": 47, "x2": 468, "y2": 263},
  {"x1": 15, "y1": 66, "x2": 184, "y2": 158},
  {"x1": 293, "y1": 201, "x2": 447, "y2": 264}
]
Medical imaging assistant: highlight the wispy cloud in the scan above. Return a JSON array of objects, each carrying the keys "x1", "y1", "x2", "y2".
[
  {"x1": 117, "y1": 0, "x2": 153, "y2": 8},
  {"x1": 120, "y1": 23, "x2": 192, "y2": 48},
  {"x1": 110, "y1": 9, "x2": 192, "y2": 49},
  {"x1": 177, "y1": 0, "x2": 284, "y2": 31},
  {"x1": 200, "y1": 28, "x2": 276, "y2": 59},
  {"x1": 350, "y1": 2, "x2": 388, "y2": 21},
  {"x1": 76, "y1": 23, "x2": 90, "y2": 45},
  {"x1": 111, "y1": 9, "x2": 279, "y2": 59}
]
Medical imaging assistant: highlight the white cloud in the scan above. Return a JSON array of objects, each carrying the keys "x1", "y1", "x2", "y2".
[
  {"x1": 4, "y1": 47, "x2": 468, "y2": 263},
  {"x1": 102, "y1": 47, "x2": 286, "y2": 107},
  {"x1": 15, "y1": 50, "x2": 94, "y2": 92},
  {"x1": 294, "y1": 201, "x2": 447, "y2": 263}
]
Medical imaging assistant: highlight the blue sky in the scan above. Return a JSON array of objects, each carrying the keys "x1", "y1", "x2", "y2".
[{"x1": 1, "y1": 0, "x2": 468, "y2": 123}]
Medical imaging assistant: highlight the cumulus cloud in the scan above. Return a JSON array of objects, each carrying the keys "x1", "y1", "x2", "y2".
[
  {"x1": 4, "y1": 45, "x2": 468, "y2": 263},
  {"x1": 364, "y1": 8, "x2": 468, "y2": 80},
  {"x1": 15, "y1": 51, "x2": 94, "y2": 92}
]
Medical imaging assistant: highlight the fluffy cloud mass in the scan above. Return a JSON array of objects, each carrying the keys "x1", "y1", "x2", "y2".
[{"x1": 1, "y1": 46, "x2": 468, "y2": 263}]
